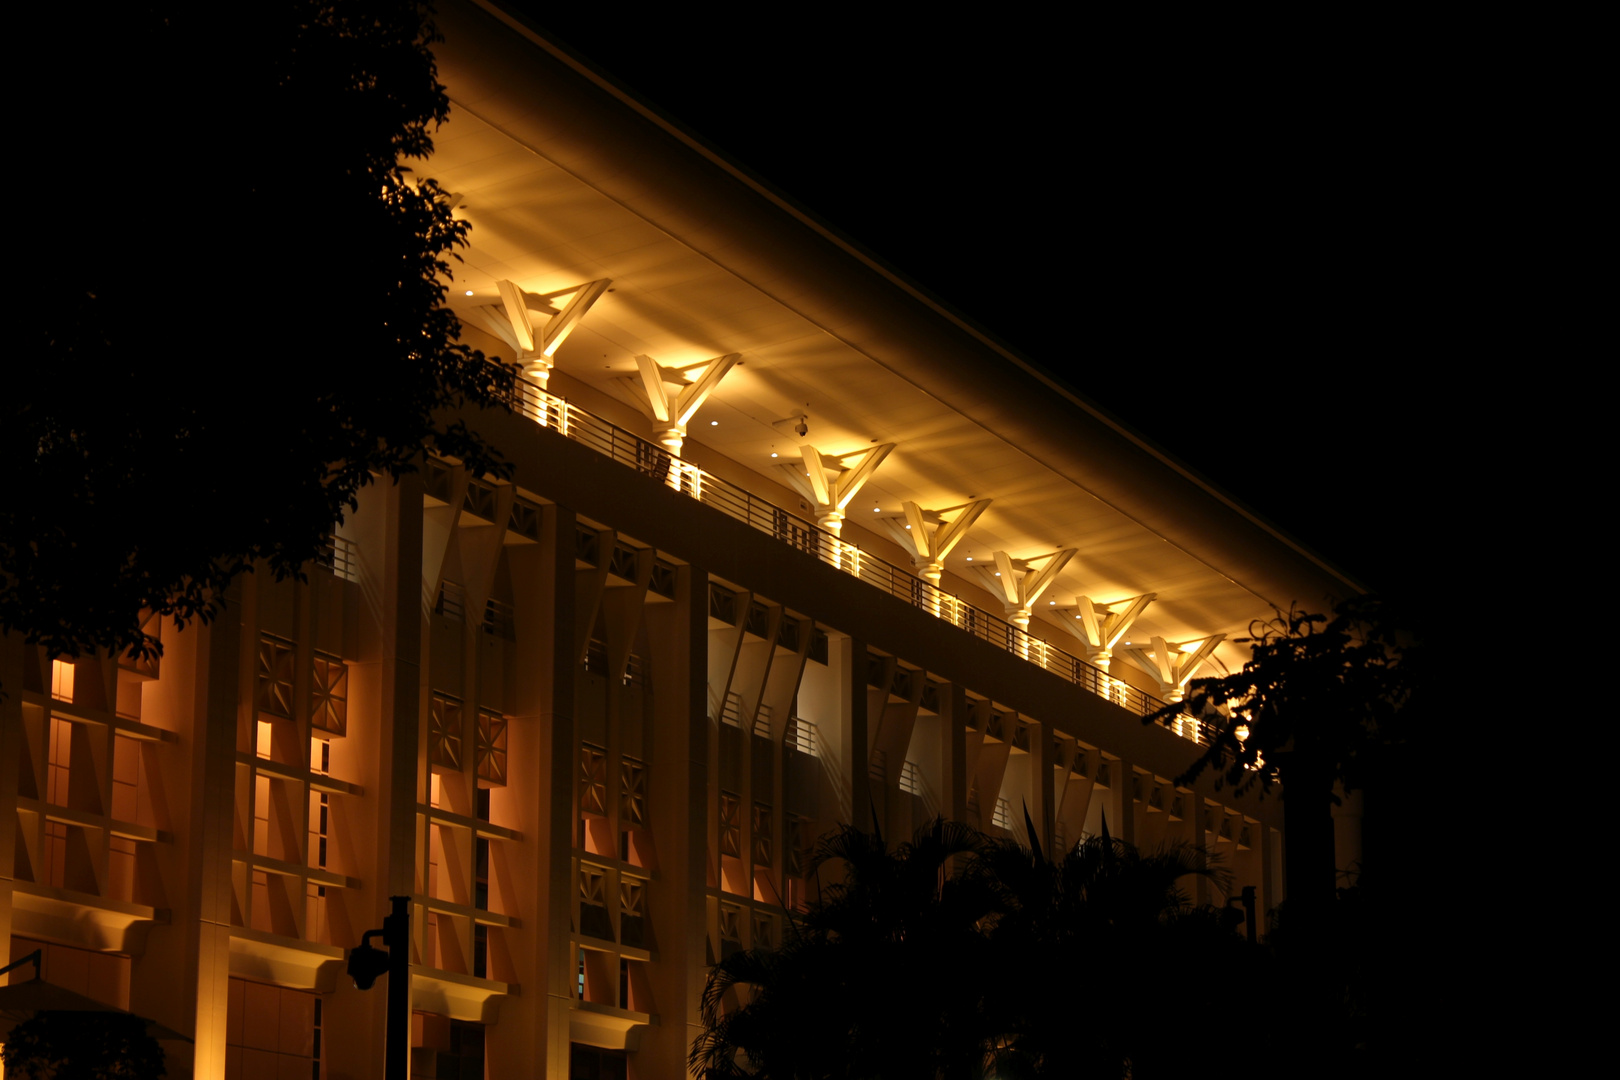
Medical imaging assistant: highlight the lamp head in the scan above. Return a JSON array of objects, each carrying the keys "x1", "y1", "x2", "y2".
[{"x1": 347, "y1": 941, "x2": 390, "y2": 990}]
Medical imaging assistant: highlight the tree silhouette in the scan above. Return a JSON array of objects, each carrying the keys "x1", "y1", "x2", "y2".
[
  {"x1": 1147, "y1": 596, "x2": 1416, "y2": 916},
  {"x1": 1146, "y1": 595, "x2": 1420, "y2": 1076},
  {"x1": 971, "y1": 815, "x2": 1237, "y2": 1078},
  {"x1": 691, "y1": 818, "x2": 1249, "y2": 1079},
  {"x1": 5, "y1": 2, "x2": 515, "y2": 675},
  {"x1": 692, "y1": 820, "x2": 998, "y2": 1079},
  {"x1": 1, "y1": 1012, "x2": 165, "y2": 1079}
]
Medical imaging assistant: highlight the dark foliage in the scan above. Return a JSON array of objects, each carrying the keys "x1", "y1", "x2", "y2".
[
  {"x1": 1146, "y1": 595, "x2": 1418, "y2": 798},
  {"x1": 691, "y1": 819, "x2": 1252, "y2": 1079},
  {"x1": 5, "y1": 2, "x2": 515, "y2": 670},
  {"x1": 1, "y1": 1012, "x2": 165, "y2": 1079}
]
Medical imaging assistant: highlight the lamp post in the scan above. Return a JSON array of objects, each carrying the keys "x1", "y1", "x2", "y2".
[{"x1": 347, "y1": 895, "x2": 411, "y2": 1080}]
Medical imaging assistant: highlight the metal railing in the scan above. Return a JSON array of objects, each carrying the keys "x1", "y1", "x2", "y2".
[
  {"x1": 318, "y1": 534, "x2": 360, "y2": 583},
  {"x1": 506, "y1": 375, "x2": 1202, "y2": 745}
]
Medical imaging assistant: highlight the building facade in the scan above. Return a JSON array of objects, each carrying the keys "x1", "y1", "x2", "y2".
[{"x1": 0, "y1": 3, "x2": 1360, "y2": 1077}]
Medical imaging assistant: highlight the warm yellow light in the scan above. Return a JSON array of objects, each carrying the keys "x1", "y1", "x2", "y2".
[
  {"x1": 710, "y1": 420, "x2": 718, "y2": 426},
  {"x1": 1235, "y1": 724, "x2": 1250, "y2": 742},
  {"x1": 464, "y1": 290, "x2": 473, "y2": 296},
  {"x1": 51, "y1": 659, "x2": 74, "y2": 702},
  {"x1": 770, "y1": 452, "x2": 778, "y2": 458}
]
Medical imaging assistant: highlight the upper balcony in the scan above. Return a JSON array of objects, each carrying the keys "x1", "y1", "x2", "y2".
[{"x1": 497, "y1": 374, "x2": 1214, "y2": 748}]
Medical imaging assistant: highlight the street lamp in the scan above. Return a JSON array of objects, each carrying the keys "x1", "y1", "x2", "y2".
[{"x1": 346, "y1": 895, "x2": 411, "y2": 1080}]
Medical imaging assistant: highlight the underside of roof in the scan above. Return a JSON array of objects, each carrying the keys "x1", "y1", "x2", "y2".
[{"x1": 424, "y1": 0, "x2": 1360, "y2": 679}]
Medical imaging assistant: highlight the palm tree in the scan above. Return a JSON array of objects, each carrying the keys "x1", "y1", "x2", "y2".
[
  {"x1": 691, "y1": 819, "x2": 998, "y2": 1079},
  {"x1": 972, "y1": 813, "x2": 1235, "y2": 1078},
  {"x1": 690, "y1": 816, "x2": 1252, "y2": 1079}
]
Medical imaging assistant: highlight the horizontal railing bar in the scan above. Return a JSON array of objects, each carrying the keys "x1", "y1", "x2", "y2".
[{"x1": 505, "y1": 374, "x2": 1203, "y2": 745}]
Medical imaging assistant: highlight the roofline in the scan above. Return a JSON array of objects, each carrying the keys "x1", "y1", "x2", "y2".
[{"x1": 441, "y1": 0, "x2": 1363, "y2": 609}]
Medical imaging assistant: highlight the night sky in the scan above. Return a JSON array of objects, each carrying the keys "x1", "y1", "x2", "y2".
[{"x1": 493, "y1": 8, "x2": 1464, "y2": 620}]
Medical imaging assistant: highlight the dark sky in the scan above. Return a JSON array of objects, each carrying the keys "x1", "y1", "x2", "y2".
[{"x1": 493, "y1": 8, "x2": 1466, "y2": 616}]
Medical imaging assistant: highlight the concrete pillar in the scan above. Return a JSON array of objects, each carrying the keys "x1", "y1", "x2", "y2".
[
  {"x1": 486, "y1": 503, "x2": 576, "y2": 1077},
  {"x1": 639, "y1": 560, "x2": 708, "y2": 1077}
]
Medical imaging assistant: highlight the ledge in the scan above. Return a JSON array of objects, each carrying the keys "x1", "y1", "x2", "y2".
[
  {"x1": 570, "y1": 999, "x2": 655, "y2": 1052},
  {"x1": 240, "y1": 753, "x2": 362, "y2": 796},
  {"x1": 575, "y1": 934, "x2": 652, "y2": 963},
  {"x1": 9, "y1": 882, "x2": 166, "y2": 954},
  {"x1": 236, "y1": 854, "x2": 361, "y2": 891},
  {"x1": 111, "y1": 716, "x2": 178, "y2": 743},
  {"x1": 229, "y1": 929, "x2": 346, "y2": 992},
  {"x1": 18, "y1": 798, "x2": 173, "y2": 844},
  {"x1": 417, "y1": 803, "x2": 522, "y2": 842},
  {"x1": 414, "y1": 893, "x2": 520, "y2": 929},
  {"x1": 409, "y1": 964, "x2": 515, "y2": 1023}
]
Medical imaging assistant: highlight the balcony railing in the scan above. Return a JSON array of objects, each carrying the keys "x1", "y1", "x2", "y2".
[{"x1": 505, "y1": 375, "x2": 1203, "y2": 745}]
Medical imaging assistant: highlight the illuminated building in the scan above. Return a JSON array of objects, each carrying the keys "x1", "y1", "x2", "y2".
[{"x1": 0, "y1": 3, "x2": 1359, "y2": 1076}]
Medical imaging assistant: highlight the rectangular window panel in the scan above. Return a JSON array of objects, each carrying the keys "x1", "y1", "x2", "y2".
[
  {"x1": 619, "y1": 758, "x2": 645, "y2": 827},
  {"x1": 46, "y1": 718, "x2": 72, "y2": 807},
  {"x1": 257, "y1": 636, "x2": 296, "y2": 718},
  {"x1": 619, "y1": 877, "x2": 646, "y2": 947},
  {"x1": 580, "y1": 745, "x2": 607, "y2": 817},
  {"x1": 579, "y1": 866, "x2": 614, "y2": 941},
  {"x1": 429, "y1": 695, "x2": 463, "y2": 771},
  {"x1": 719, "y1": 793, "x2": 741, "y2": 858},
  {"x1": 51, "y1": 659, "x2": 75, "y2": 702},
  {"x1": 475, "y1": 710, "x2": 507, "y2": 786},
  {"x1": 310, "y1": 655, "x2": 347, "y2": 737},
  {"x1": 752, "y1": 804, "x2": 772, "y2": 867}
]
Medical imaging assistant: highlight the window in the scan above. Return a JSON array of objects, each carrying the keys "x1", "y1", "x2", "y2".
[
  {"x1": 719, "y1": 793, "x2": 741, "y2": 858},
  {"x1": 50, "y1": 659, "x2": 74, "y2": 702},
  {"x1": 580, "y1": 745, "x2": 607, "y2": 817},
  {"x1": 310, "y1": 655, "x2": 347, "y2": 736},
  {"x1": 256, "y1": 636, "x2": 295, "y2": 718},
  {"x1": 579, "y1": 866, "x2": 613, "y2": 941},
  {"x1": 429, "y1": 695, "x2": 463, "y2": 771},
  {"x1": 752, "y1": 804, "x2": 772, "y2": 867},
  {"x1": 46, "y1": 718, "x2": 72, "y2": 806},
  {"x1": 475, "y1": 709, "x2": 508, "y2": 785},
  {"x1": 619, "y1": 758, "x2": 645, "y2": 827},
  {"x1": 619, "y1": 877, "x2": 646, "y2": 947}
]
